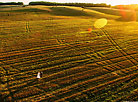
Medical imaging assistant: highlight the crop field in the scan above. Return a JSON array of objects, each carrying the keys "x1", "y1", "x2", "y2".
[{"x1": 0, "y1": 5, "x2": 138, "y2": 101}]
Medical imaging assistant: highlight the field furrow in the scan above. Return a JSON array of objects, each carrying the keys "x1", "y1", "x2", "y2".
[{"x1": 1, "y1": 6, "x2": 138, "y2": 101}]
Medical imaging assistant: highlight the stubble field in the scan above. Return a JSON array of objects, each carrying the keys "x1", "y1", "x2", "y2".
[{"x1": 0, "y1": 5, "x2": 138, "y2": 101}]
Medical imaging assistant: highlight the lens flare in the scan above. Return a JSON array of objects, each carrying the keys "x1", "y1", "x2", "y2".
[
  {"x1": 94, "y1": 18, "x2": 107, "y2": 28},
  {"x1": 118, "y1": 5, "x2": 137, "y2": 21},
  {"x1": 88, "y1": 28, "x2": 92, "y2": 32},
  {"x1": 118, "y1": 5, "x2": 126, "y2": 19}
]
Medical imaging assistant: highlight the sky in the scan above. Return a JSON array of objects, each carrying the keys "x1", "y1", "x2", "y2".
[{"x1": 0, "y1": 0, "x2": 138, "y2": 6}]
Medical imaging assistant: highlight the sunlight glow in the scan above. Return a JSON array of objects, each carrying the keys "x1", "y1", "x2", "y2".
[
  {"x1": 94, "y1": 18, "x2": 107, "y2": 29},
  {"x1": 88, "y1": 28, "x2": 92, "y2": 32},
  {"x1": 117, "y1": 5, "x2": 137, "y2": 21}
]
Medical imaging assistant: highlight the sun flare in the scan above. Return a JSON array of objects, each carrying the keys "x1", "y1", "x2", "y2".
[{"x1": 94, "y1": 18, "x2": 107, "y2": 29}]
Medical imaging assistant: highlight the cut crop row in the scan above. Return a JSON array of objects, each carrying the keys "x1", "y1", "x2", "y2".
[
  {"x1": 6, "y1": 51, "x2": 137, "y2": 89},
  {"x1": 55, "y1": 71, "x2": 138, "y2": 102}
]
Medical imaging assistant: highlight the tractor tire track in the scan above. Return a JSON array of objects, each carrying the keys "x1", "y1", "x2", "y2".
[
  {"x1": 101, "y1": 28, "x2": 138, "y2": 68},
  {"x1": 26, "y1": 21, "x2": 31, "y2": 33}
]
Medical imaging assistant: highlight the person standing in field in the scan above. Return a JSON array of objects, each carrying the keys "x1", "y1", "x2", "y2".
[
  {"x1": 37, "y1": 72, "x2": 41, "y2": 79},
  {"x1": 37, "y1": 72, "x2": 43, "y2": 79}
]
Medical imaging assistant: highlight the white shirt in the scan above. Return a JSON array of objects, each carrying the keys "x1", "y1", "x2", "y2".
[{"x1": 37, "y1": 72, "x2": 41, "y2": 78}]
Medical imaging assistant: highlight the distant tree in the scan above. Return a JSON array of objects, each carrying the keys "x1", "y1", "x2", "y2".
[
  {"x1": 18, "y1": 2, "x2": 24, "y2": 5},
  {"x1": 0, "y1": 2, "x2": 23, "y2": 5},
  {"x1": 29, "y1": 1, "x2": 111, "y2": 8}
]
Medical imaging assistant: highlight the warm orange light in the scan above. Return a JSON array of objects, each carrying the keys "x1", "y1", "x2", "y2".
[
  {"x1": 118, "y1": 5, "x2": 137, "y2": 21},
  {"x1": 118, "y1": 5, "x2": 126, "y2": 19},
  {"x1": 88, "y1": 28, "x2": 92, "y2": 32}
]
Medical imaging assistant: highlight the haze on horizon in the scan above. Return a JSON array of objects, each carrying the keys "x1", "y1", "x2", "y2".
[{"x1": 0, "y1": 0, "x2": 138, "y2": 6}]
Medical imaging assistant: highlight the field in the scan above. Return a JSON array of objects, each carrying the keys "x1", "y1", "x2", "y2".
[{"x1": 0, "y1": 5, "x2": 138, "y2": 101}]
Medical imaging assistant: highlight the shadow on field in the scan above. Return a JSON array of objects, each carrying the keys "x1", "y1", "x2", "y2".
[
  {"x1": 0, "y1": 5, "x2": 19, "y2": 8},
  {"x1": 4, "y1": 7, "x2": 90, "y2": 17},
  {"x1": 2, "y1": 6, "x2": 138, "y2": 21},
  {"x1": 0, "y1": 94, "x2": 4, "y2": 102},
  {"x1": 9, "y1": 8, "x2": 47, "y2": 13},
  {"x1": 48, "y1": 7, "x2": 90, "y2": 16},
  {"x1": 5, "y1": 7, "x2": 107, "y2": 18}
]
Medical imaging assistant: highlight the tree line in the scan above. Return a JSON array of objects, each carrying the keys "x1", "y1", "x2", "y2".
[
  {"x1": 0, "y1": 2, "x2": 23, "y2": 5},
  {"x1": 0, "y1": 1, "x2": 111, "y2": 7},
  {"x1": 29, "y1": 2, "x2": 111, "y2": 7}
]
